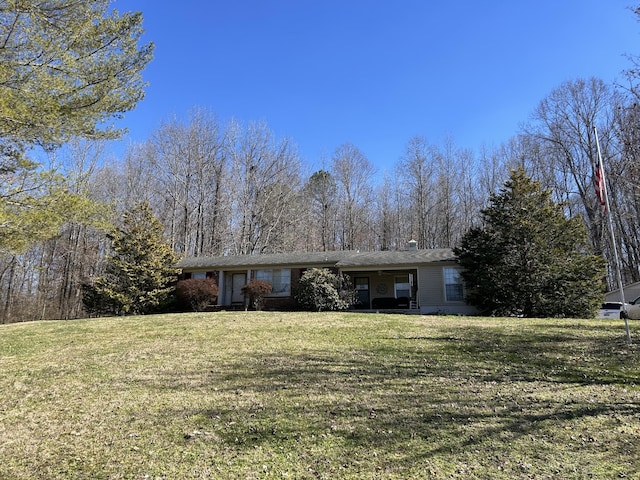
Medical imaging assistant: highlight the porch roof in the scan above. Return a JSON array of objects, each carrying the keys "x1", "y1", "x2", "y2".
[
  {"x1": 334, "y1": 248, "x2": 455, "y2": 268},
  {"x1": 176, "y1": 248, "x2": 456, "y2": 270}
]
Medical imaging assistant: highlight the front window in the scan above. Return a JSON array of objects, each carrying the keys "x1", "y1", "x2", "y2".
[
  {"x1": 444, "y1": 267, "x2": 464, "y2": 302},
  {"x1": 254, "y1": 269, "x2": 291, "y2": 296},
  {"x1": 395, "y1": 275, "x2": 411, "y2": 298},
  {"x1": 191, "y1": 271, "x2": 207, "y2": 280}
]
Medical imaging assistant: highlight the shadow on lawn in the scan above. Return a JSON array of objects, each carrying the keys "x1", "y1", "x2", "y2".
[
  {"x1": 168, "y1": 323, "x2": 640, "y2": 473},
  {"x1": 422, "y1": 324, "x2": 640, "y2": 386}
]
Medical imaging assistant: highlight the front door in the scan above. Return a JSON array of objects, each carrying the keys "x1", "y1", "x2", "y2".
[
  {"x1": 231, "y1": 273, "x2": 246, "y2": 305},
  {"x1": 354, "y1": 277, "x2": 370, "y2": 309}
]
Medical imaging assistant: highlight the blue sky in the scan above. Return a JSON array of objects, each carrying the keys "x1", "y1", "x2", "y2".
[{"x1": 112, "y1": 0, "x2": 639, "y2": 175}]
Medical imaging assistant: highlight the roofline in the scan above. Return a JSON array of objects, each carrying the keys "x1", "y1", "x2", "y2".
[
  {"x1": 175, "y1": 248, "x2": 457, "y2": 270},
  {"x1": 605, "y1": 280, "x2": 640, "y2": 295}
]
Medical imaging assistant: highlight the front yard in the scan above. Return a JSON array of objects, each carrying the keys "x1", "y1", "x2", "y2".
[{"x1": 1, "y1": 312, "x2": 639, "y2": 479}]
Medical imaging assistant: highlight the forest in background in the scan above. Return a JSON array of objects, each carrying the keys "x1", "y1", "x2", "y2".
[{"x1": 3, "y1": 74, "x2": 640, "y2": 323}]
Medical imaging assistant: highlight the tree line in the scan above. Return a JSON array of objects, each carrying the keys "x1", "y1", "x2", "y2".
[
  {"x1": 3, "y1": 74, "x2": 640, "y2": 323},
  {"x1": 2, "y1": 2, "x2": 640, "y2": 322}
]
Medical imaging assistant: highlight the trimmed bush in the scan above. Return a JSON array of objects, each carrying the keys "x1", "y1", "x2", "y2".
[
  {"x1": 241, "y1": 280, "x2": 272, "y2": 310},
  {"x1": 295, "y1": 268, "x2": 356, "y2": 312},
  {"x1": 176, "y1": 279, "x2": 218, "y2": 312}
]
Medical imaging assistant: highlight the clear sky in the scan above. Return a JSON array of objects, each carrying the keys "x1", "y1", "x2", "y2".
[{"x1": 112, "y1": 0, "x2": 639, "y2": 175}]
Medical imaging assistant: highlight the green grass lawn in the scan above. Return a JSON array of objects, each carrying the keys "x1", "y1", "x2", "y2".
[{"x1": 1, "y1": 312, "x2": 639, "y2": 479}]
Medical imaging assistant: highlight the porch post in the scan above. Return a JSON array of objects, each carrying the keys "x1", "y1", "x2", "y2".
[
  {"x1": 217, "y1": 270, "x2": 225, "y2": 306},
  {"x1": 246, "y1": 269, "x2": 252, "y2": 307}
]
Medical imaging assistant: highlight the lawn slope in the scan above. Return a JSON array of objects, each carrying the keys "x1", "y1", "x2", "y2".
[{"x1": 1, "y1": 312, "x2": 639, "y2": 479}]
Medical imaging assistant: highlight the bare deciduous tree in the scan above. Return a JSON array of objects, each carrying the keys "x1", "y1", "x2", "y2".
[
  {"x1": 148, "y1": 109, "x2": 228, "y2": 256},
  {"x1": 524, "y1": 78, "x2": 619, "y2": 251},
  {"x1": 331, "y1": 143, "x2": 376, "y2": 251},
  {"x1": 227, "y1": 120, "x2": 303, "y2": 254},
  {"x1": 304, "y1": 170, "x2": 338, "y2": 251}
]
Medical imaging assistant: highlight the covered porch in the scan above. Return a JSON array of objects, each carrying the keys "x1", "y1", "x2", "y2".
[{"x1": 342, "y1": 269, "x2": 419, "y2": 311}]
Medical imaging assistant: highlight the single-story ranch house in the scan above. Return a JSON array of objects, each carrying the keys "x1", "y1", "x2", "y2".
[{"x1": 176, "y1": 241, "x2": 476, "y2": 315}]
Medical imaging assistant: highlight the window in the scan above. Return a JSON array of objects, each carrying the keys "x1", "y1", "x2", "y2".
[
  {"x1": 354, "y1": 277, "x2": 369, "y2": 291},
  {"x1": 444, "y1": 267, "x2": 464, "y2": 302},
  {"x1": 394, "y1": 275, "x2": 411, "y2": 298},
  {"x1": 254, "y1": 269, "x2": 291, "y2": 296},
  {"x1": 192, "y1": 271, "x2": 207, "y2": 280}
]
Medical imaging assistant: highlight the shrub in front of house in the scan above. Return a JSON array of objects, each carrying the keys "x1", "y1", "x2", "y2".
[
  {"x1": 175, "y1": 279, "x2": 218, "y2": 312},
  {"x1": 295, "y1": 268, "x2": 356, "y2": 312},
  {"x1": 241, "y1": 280, "x2": 272, "y2": 310}
]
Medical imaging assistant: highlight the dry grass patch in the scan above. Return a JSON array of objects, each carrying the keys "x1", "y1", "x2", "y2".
[{"x1": 1, "y1": 312, "x2": 639, "y2": 479}]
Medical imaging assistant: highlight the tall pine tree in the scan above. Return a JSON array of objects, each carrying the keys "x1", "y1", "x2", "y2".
[
  {"x1": 454, "y1": 168, "x2": 605, "y2": 318},
  {"x1": 84, "y1": 202, "x2": 177, "y2": 316}
]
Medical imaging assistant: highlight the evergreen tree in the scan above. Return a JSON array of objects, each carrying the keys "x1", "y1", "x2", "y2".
[
  {"x1": 0, "y1": 0, "x2": 153, "y2": 150},
  {"x1": 0, "y1": 0, "x2": 153, "y2": 254},
  {"x1": 454, "y1": 168, "x2": 605, "y2": 318},
  {"x1": 0, "y1": 163, "x2": 106, "y2": 255},
  {"x1": 84, "y1": 202, "x2": 177, "y2": 316}
]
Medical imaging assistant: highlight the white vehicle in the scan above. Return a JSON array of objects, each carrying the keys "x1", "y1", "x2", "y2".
[
  {"x1": 598, "y1": 302, "x2": 626, "y2": 319},
  {"x1": 622, "y1": 296, "x2": 640, "y2": 320}
]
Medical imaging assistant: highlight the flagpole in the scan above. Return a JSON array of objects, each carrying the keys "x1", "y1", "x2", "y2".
[{"x1": 594, "y1": 126, "x2": 631, "y2": 343}]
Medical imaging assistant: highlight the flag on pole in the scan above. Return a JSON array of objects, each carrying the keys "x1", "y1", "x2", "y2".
[{"x1": 594, "y1": 161, "x2": 606, "y2": 211}]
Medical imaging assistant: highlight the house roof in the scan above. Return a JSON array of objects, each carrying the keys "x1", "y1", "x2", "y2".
[
  {"x1": 176, "y1": 248, "x2": 456, "y2": 270},
  {"x1": 606, "y1": 281, "x2": 640, "y2": 295},
  {"x1": 334, "y1": 249, "x2": 455, "y2": 268},
  {"x1": 605, "y1": 281, "x2": 640, "y2": 303}
]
